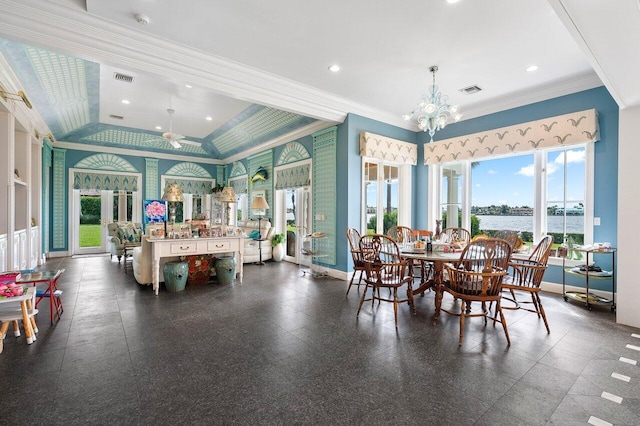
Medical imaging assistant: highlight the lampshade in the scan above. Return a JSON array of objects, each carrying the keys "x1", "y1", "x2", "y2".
[
  {"x1": 219, "y1": 186, "x2": 237, "y2": 203},
  {"x1": 251, "y1": 196, "x2": 269, "y2": 210},
  {"x1": 161, "y1": 183, "x2": 184, "y2": 202}
]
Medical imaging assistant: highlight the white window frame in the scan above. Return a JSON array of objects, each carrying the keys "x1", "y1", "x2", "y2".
[
  {"x1": 429, "y1": 143, "x2": 594, "y2": 260},
  {"x1": 361, "y1": 158, "x2": 412, "y2": 233}
]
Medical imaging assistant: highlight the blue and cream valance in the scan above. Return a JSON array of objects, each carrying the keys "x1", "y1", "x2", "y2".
[
  {"x1": 73, "y1": 172, "x2": 138, "y2": 191},
  {"x1": 164, "y1": 178, "x2": 212, "y2": 196},
  {"x1": 229, "y1": 177, "x2": 248, "y2": 194},
  {"x1": 275, "y1": 163, "x2": 311, "y2": 189},
  {"x1": 360, "y1": 132, "x2": 418, "y2": 165},
  {"x1": 424, "y1": 109, "x2": 599, "y2": 165}
]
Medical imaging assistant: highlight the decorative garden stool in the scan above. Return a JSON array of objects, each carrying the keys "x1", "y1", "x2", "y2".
[
  {"x1": 163, "y1": 261, "x2": 188, "y2": 292},
  {"x1": 215, "y1": 256, "x2": 237, "y2": 285}
]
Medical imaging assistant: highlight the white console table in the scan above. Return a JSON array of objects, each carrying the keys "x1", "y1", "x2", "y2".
[{"x1": 147, "y1": 236, "x2": 244, "y2": 295}]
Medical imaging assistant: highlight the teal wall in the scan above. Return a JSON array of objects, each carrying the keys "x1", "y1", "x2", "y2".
[{"x1": 49, "y1": 149, "x2": 218, "y2": 252}]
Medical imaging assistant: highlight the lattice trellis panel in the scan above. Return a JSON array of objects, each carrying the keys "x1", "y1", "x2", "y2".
[
  {"x1": 145, "y1": 158, "x2": 159, "y2": 200},
  {"x1": 312, "y1": 127, "x2": 337, "y2": 266},
  {"x1": 52, "y1": 148, "x2": 66, "y2": 250},
  {"x1": 248, "y1": 150, "x2": 273, "y2": 217}
]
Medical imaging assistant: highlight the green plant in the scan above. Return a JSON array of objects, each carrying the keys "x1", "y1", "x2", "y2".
[{"x1": 272, "y1": 233, "x2": 285, "y2": 247}]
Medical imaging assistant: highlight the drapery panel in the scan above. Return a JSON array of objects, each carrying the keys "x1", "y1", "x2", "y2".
[
  {"x1": 275, "y1": 163, "x2": 311, "y2": 190},
  {"x1": 424, "y1": 109, "x2": 599, "y2": 165},
  {"x1": 73, "y1": 172, "x2": 138, "y2": 191},
  {"x1": 359, "y1": 132, "x2": 418, "y2": 165}
]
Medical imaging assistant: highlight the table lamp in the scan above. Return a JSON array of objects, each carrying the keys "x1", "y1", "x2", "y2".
[
  {"x1": 162, "y1": 183, "x2": 184, "y2": 224},
  {"x1": 251, "y1": 196, "x2": 269, "y2": 239},
  {"x1": 219, "y1": 186, "x2": 237, "y2": 226}
]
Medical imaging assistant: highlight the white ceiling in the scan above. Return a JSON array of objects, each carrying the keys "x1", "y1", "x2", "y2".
[{"x1": 0, "y1": 0, "x2": 638, "y2": 161}]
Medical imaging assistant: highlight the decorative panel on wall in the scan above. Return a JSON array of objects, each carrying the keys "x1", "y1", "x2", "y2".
[
  {"x1": 312, "y1": 127, "x2": 337, "y2": 266},
  {"x1": 42, "y1": 141, "x2": 52, "y2": 254},
  {"x1": 248, "y1": 150, "x2": 273, "y2": 217},
  {"x1": 145, "y1": 158, "x2": 159, "y2": 200},
  {"x1": 52, "y1": 148, "x2": 66, "y2": 250}
]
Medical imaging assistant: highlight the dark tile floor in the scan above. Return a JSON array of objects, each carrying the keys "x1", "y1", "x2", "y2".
[{"x1": 1, "y1": 255, "x2": 639, "y2": 425}]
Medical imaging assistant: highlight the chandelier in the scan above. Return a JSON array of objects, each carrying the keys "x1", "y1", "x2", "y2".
[{"x1": 403, "y1": 66, "x2": 462, "y2": 142}]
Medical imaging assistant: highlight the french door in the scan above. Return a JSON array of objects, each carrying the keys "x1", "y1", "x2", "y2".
[
  {"x1": 73, "y1": 189, "x2": 113, "y2": 255},
  {"x1": 275, "y1": 187, "x2": 311, "y2": 264}
]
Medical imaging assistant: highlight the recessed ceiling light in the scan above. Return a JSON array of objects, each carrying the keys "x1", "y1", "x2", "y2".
[
  {"x1": 205, "y1": 116, "x2": 213, "y2": 121},
  {"x1": 185, "y1": 84, "x2": 193, "y2": 88},
  {"x1": 121, "y1": 99, "x2": 130, "y2": 104},
  {"x1": 155, "y1": 126, "x2": 162, "y2": 130},
  {"x1": 446, "y1": 0, "x2": 460, "y2": 4},
  {"x1": 526, "y1": 65, "x2": 539, "y2": 72},
  {"x1": 328, "y1": 64, "x2": 341, "y2": 72}
]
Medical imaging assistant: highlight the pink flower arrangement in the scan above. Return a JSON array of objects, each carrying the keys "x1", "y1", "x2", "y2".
[{"x1": 0, "y1": 283, "x2": 25, "y2": 297}]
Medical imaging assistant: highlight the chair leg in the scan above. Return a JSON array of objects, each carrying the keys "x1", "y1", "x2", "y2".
[
  {"x1": 496, "y1": 302, "x2": 511, "y2": 346},
  {"x1": 345, "y1": 271, "x2": 356, "y2": 298},
  {"x1": 393, "y1": 288, "x2": 399, "y2": 329},
  {"x1": 117, "y1": 255, "x2": 122, "y2": 263},
  {"x1": 535, "y1": 293, "x2": 551, "y2": 334},
  {"x1": 356, "y1": 283, "x2": 370, "y2": 317},
  {"x1": 458, "y1": 304, "x2": 466, "y2": 346},
  {"x1": 530, "y1": 293, "x2": 542, "y2": 318}
]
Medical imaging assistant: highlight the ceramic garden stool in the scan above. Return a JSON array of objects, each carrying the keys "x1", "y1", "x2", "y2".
[
  {"x1": 215, "y1": 256, "x2": 237, "y2": 285},
  {"x1": 163, "y1": 261, "x2": 188, "y2": 292}
]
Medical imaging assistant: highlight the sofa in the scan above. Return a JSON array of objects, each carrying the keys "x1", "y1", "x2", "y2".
[
  {"x1": 237, "y1": 219, "x2": 274, "y2": 263},
  {"x1": 107, "y1": 222, "x2": 143, "y2": 262}
]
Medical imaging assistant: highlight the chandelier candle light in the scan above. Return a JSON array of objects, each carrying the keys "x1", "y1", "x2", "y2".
[{"x1": 403, "y1": 66, "x2": 462, "y2": 142}]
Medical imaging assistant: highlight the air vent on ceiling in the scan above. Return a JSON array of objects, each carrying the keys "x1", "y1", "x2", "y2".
[
  {"x1": 109, "y1": 114, "x2": 124, "y2": 120},
  {"x1": 459, "y1": 85, "x2": 482, "y2": 95},
  {"x1": 113, "y1": 72, "x2": 134, "y2": 83}
]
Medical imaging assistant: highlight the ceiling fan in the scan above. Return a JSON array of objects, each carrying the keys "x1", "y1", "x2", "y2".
[{"x1": 162, "y1": 108, "x2": 184, "y2": 148}]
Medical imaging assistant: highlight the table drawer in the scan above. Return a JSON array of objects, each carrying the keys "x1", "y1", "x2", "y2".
[
  {"x1": 169, "y1": 243, "x2": 198, "y2": 254},
  {"x1": 208, "y1": 240, "x2": 231, "y2": 252}
]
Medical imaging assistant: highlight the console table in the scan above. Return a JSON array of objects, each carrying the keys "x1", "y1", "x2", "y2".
[{"x1": 148, "y1": 236, "x2": 244, "y2": 295}]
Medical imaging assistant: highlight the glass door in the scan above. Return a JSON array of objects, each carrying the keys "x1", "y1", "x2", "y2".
[
  {"x1": 73, "y1": 189, "x2": 114, "y2": 255},
  {"x1": 275, "y1": 187, "x2": 311, "y2": 264}
]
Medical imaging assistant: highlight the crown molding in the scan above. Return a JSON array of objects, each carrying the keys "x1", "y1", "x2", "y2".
[
  {"x1": 461, "y1": 71, "x2": 603, "y2": 121},
  {"x1": 0, "y1": 0, "x2": 397, "y2": 126},
  {"x1": 54, "y1": 141, "x2": 223, "y2": 165}
]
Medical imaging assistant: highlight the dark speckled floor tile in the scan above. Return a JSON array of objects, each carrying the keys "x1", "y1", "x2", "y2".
[{"x1": 2, "y1": 255, "x2": 639, "y2": 425}]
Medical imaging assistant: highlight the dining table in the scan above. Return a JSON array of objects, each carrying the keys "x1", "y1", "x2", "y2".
[{"x1": 401, "y1": 248, "x2": 463, "y2": 323}]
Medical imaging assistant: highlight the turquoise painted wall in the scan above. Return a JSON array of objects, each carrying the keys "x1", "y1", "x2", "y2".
[
  {"x1": 423, "y1": 86, "x2": 619, "y2": 290},
  {"x1": 49, "y1": 149, "x2": 218, "y2": 252}
]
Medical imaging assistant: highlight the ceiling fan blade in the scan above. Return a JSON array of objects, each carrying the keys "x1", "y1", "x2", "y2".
[{"x1": 169, "y1": 139, "x2": 182, "y2": 149}]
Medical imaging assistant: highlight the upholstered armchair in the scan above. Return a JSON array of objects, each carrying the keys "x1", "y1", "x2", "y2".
[{"x1": 107, "y1": 222, "x2": 143, "y2": 262}]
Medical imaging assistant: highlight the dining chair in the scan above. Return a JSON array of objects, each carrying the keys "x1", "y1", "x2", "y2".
[
  {"x1": 438, "y1": 227, "x2": 471, "y2": 246},
  {"x1": 494, "y1": 230, "x2": 520, "y2": 252},
  {"x1": 502, "y1": 235, "x2": 554, "y2": 333},
  {"x1": 387, "y1": 225, "x2": 413, "y2": 243},
  {"x1": 358, "y1": 234, "x2": 415, "y2": 329},
  {"x1": 345, "y1": 227, "x2": 366, "y2": 297},
  {"x1": 442, "y1": 238, "x2": 512, "y2": 346}
]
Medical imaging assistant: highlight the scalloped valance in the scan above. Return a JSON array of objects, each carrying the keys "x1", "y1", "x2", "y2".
[
  {"x1": 73, "y1": 172, "x2": 138, "y2": 191},
  {"x1": 229, "y1": 177, "x2": 248, "y2": 194},
  {"x1": 164, "y1": 178, "x2": 212, "y2": 196},
  {"x1": 359, "y1": 132, "x2": 417, "y2": 165},
  {"x1": 275, "y1": 163, "x2": 311, "y2": 190},
  {"x1": 424, "y1": 109, "x2": 599, "y2": 165}
]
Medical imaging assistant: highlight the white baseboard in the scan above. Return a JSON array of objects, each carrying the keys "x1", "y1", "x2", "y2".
[{"x1": 48, "y1": 251, "x2": 70, "y2": 258}]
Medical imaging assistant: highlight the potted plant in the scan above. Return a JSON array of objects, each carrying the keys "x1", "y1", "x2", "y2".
[{"x1": 271, "y1": 233, "x2": 285, "y2": 262}]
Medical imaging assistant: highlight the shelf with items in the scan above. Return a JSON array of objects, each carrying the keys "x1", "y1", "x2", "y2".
[
  {"x1": 561, "y1": 247, "x2": 616, "y2": 311},
  {"x1": 300, "y1": 234, "x2": 329, "y2": 278}
]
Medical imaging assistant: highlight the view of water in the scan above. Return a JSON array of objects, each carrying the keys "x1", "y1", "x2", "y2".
[{"x1": 476, "y1": 215, "x2": 584, "y2": 233}]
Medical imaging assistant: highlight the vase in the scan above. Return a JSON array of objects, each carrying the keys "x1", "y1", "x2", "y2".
[
  {"x1": 272, "y1": 243, "x2": 285, "y2": 262},
  {"x1": 215, "y1": 256, "x2": 237, "y2": 285},
  {"x1": 163, "y1": 261, "x2": 188, "y2": 292}
]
